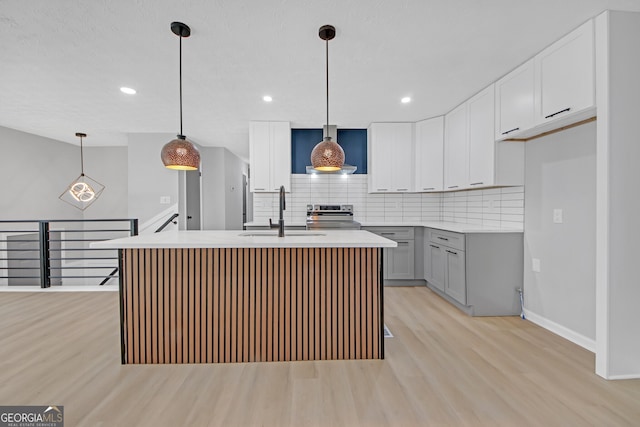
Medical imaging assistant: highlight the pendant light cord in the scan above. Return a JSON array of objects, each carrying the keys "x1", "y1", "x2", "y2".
[
  {"x1": 79, "y1": 135, "x2": 85, "y2": 175},
  {"x1": 325, "y1": 38, "x2": 329, "y2": 130},
  {"x1": 179, "y1": 34, "x2": 183, "y2": 137}
]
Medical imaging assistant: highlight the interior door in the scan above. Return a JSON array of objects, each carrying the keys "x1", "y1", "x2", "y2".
[{"x1": 186, "y1": 170, "x2": 201, "y2": 230}]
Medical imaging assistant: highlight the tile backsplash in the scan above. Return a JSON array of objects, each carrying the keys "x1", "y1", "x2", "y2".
[{"x1": 252, "y1": 175, "x2": 524, "y2": 229}]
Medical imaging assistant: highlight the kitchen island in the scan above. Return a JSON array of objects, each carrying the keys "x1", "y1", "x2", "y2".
[{"x1": 92, "y1": 230, "x2": 396, "y2": 364}]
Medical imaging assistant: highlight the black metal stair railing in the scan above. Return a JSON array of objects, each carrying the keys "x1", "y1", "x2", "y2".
[
  {"x1": 0, "y1": 219, "x2": 137, "y2": 288},
  {"x1": 155, "y1": 213, "x2": 179, "y2": 233},
  {"x1": 97, "y1": 213, "x2": 178, "y2": 286}
]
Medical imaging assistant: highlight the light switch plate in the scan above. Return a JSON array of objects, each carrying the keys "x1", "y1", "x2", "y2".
[
  {"x1": 553, "y1": 209, "x2": 563, "y2": 223},
  {"x1": 532, "y1": 258, "x2": 541, "y2": 272},
  {"x1": 160, "y1": 196, "x2": 171, "y2": 204}
]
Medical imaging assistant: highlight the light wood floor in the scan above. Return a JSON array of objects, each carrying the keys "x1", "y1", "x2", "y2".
[{"x1": 1, "y1": 287, "x2": 639, "y2": 426}]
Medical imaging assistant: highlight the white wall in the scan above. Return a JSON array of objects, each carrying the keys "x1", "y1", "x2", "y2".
[
  {"x1": 83, "y1": 146, "x2": 128, "y2": 219},
  {"x1": 127, "y1": 133, "x2": 179, "y2": 225},
  {"x1": 595, "y1": 11, "x2": 640, "y2": 379},
  {"x1": 0, "y1": 126, "x2": 128, "y2": 221},
  {"x1": 201, "y1": 147, "x2": 247, "y2": 230},
  {"x1": 523, "y1": 121, "x2": 596, "y2": 348},
  {"x1": 224, "y1": 149, "x2": 245, "y2": 230},
  {"x1": 201, "y1": 147, "x2": 225, "y2": 230}
]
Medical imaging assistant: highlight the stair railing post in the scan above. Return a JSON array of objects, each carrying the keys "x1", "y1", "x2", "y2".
[
  {"x1": 38, "y1": 221, "x2": 51, "y2": 288},
  {"x1": 130, "y1": 219, "x2": 139, "y2": 236}
]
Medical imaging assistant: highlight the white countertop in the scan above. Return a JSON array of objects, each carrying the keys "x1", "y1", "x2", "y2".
[
  {"x1": 91, "y1": 230, "x2": 398, "y2": 249},
  {"x1": 243, "y1": 221, "x2": 307, "y2": 228},
  {"x1": 362, "y1": 221, "x2": 523, "y2": 233},
  {"x1": 243, "y1": 221, "x2": 523, "y2": 234}
]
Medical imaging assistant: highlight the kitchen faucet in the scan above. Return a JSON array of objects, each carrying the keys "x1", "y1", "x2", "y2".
[{"x1": 269, "y1": 185, "x2": 286, "y2": 237}]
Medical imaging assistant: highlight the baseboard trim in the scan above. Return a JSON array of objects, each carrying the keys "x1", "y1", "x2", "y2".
[
  {"x1": 606, "y1": 373, "x2": 640, "y2": 380},
  {"x1": 523, "y1": 309, "x2": 596, "y2": 353}
]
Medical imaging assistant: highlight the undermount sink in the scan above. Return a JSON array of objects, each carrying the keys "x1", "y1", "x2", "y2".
[{"x1": 238, "y1": 232, "x2": 326, "y2": 237}]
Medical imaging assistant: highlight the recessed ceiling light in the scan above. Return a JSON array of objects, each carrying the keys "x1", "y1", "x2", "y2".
[
  {"x1": 263, "y1": 95, "x2": 273, "y2": 102},
  {"x1": 120, "y1": 87, "x2": 136, "y2": 95},
  {"x1": 401, "y1": 96, "x2": 411, "y2": 104}
]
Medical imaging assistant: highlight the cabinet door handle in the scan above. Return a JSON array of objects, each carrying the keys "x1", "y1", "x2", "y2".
[
  {"x1": 544, "y1": 107, "x2": 571, "y2": 119},
  {"x1": 377, "y1": 188, "x2": 388, "y2": 192},
  {"x1": 448, "y1": 185, "x2": 458, "y2": 189},
  {"x1": 446, "y1": 249, "x2": 458, "y2": 255},
  {"x1": 397, "y1": 241, "x2": 409, "y2": 246},
  {"x1": 437, "y1": 236, "x2": 449, "y2": 241},
  {"x1": 254, "y1": 188, "x2": 266, "y2": 191},
  {"x1": 397, "y1": 188, "x2": 408, "y2": 192},
  {"x1": 429, "y1": 244, "x2": 440, "y2": 249},
  {"x1": 501, "y1": 127, "x2": 520, "y2": 135},
  {"x1": 423, "y1": 187, "x2": 435, "y2": 191},
  {"x1": 470, "y1": 182, "x2": 483, "y2": 186},
  {"x1": 381, "y1": 232, "x2": 395, "y2": 236}
]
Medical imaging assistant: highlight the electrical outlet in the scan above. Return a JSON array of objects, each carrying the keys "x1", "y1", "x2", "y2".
[
  {"x1": 553, "y1": 209, "x2": 563, "y2": 223},
  {"x1": 160, "y1": 196, "x2": 171, "y2": 204},
  {"x1": 532, "y1": 258, "x2": 541, "y2": 273}
]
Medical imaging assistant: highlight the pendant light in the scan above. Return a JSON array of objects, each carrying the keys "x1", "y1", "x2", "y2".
[
  {"x1": 161, "y1": 21, "x2": 201, "y2": 171},
  {"x1": 311, "y1": 25, "x2": 345, "y2": 171},
  {"x1": 59, "y1": 133, "x2": 105, "y2": 210}
]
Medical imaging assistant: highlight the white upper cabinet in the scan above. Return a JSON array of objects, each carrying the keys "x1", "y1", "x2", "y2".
[
  {"x1": 468, "y1": 85, "x2": 496, "y2": 187},
  {"x1": 535, "y1": 19, "x2": 595, "y2": 125},
  {"x1": 249, "y1": 121, "x2": 291, "y2": 192},
  {"x1": 445, "y1": 85, "x2": 525, "y2": 190},
  {"x1": 495, "y1": 59, "x2": 535, "y2": 140},
  {"x1": 415, "y1": 116, "x2": 444, "y2": 192},
  {"x1": 444, "y1": 103, "x2": 468, "y2": 190},
  {"x1": 368, "y1": 122, "x2": 414, "y2": 193}
]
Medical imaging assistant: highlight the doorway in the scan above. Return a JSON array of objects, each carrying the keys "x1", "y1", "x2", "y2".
[{"x1": 185, "y1": 170, "x2": 201, "y2": 230}]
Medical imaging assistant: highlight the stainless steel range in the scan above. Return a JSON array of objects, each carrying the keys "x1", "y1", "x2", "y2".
[{"x1": 306, "y1": 204, "x2": 361, "y2": 230}]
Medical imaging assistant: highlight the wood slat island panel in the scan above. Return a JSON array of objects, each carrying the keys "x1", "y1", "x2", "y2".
[{"x1": 119, "y1": 247, "x2": 383, "y2": 364}]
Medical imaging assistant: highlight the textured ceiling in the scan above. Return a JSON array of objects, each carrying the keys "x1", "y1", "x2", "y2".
[{"x1": 2, "y1": 0, "x2": 640, "y2": 161}]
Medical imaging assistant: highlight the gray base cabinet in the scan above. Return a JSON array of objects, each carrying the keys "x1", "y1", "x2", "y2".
[
  {"x1": 445, "y1": 247, "x2": 466, "y2": 305},
  {"x1": 425, "y1": 241, "x2": 445, "y2": 292},
  {"x1": 424, "y1": 228, "x2": 523, "y2": 316},
  {"x1": 386, "y1": 239, "x2": 415, "y2": 279},
  {"x1": 363, "y1": 227, "x2": 423, "y2": 285}
]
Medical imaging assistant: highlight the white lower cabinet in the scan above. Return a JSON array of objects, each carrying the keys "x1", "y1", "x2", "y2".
[{"x1": 424, "y1": 228, "x2": 523, "y2": 316}]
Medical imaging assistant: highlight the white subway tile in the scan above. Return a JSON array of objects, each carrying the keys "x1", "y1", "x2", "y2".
[
  {"x1": 500, "y1": 186, "x2": 524, "y2": 194},
  {"x1": 501, "y1": 207, "x2": 525, "y2": 215},
  {"x1": 500, "y1": 214, "x2": 524, "y2": 222},
  {"x1": 253, "y1": 176, "x2": 525, "y2": 227}
]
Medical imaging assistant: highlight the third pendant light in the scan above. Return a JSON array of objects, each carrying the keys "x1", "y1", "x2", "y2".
[{"x1": 310, "y1": 25, "x2": 345, "y2": 172}]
